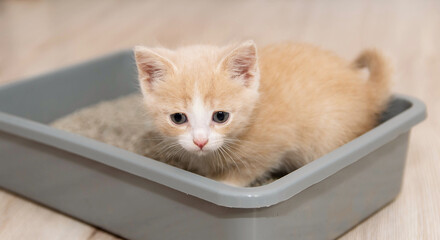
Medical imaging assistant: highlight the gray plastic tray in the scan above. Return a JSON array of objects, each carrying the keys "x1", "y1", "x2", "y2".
[{"x1": 0, "y1": 50, "x2": 426, "y2": 240}]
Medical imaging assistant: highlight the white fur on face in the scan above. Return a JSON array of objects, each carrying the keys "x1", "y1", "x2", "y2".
[{"x1": 177, "y1": 86, "x2": 225, "y2": 155}]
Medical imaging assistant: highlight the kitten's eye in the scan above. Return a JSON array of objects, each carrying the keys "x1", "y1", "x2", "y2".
[
  {"x1": 212, "y1": 111, "x2": 230, "y2": 123},
  {"x1": 170, "y1": 113, "x2": 187, "y2": 124}
]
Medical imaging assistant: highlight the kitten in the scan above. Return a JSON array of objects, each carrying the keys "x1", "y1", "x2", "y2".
[{"x1": 134, "y1": 41, "x2": 390, "y2": 187}]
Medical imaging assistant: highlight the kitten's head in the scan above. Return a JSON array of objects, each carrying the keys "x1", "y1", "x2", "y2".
[{"x1": 134, "y1": 41, "x2": 260, "y2": 156}]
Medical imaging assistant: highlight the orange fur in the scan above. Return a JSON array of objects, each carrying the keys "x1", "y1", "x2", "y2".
[{"x1": 134, "y1": 42, "x2": 391, "y2": 187}]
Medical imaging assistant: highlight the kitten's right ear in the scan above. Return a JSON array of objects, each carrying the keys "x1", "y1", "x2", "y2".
[
  {"x1": 134, "y1": 46, "x2": 175, "y2": 93},
  {"x1": 219, "y1": 40, "x2": 260, "y2": 90}
]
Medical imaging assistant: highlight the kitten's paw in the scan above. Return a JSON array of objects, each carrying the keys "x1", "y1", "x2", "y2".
[
  {"x1": 219, "y1": 179, "x2": 243, "y2": 187},
  {"x1": 215, "y1": 173, "x2": 256, "y2": 187}
]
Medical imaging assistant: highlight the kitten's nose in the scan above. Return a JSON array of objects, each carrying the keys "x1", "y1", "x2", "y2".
[{"x1": 193, "y1": 138, "x2": 208, "y2": 149}]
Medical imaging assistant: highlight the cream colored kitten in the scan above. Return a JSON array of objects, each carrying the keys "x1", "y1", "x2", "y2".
[{"x1": 134, "y1": 41, "x2": 390, "y2": 187}]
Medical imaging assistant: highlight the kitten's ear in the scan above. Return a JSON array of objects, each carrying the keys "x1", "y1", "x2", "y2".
[
  {"x1": 134, "y1": 46, "x2": 175, "y2": 93},
  {"x1": 219, "y1": 40, "x2": 260, "y2": 90}
]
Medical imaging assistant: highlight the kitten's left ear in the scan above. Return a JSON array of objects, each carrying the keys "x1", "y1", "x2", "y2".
[{"x1": 219, "y1": 40, "x2": 260, "y2": 90}]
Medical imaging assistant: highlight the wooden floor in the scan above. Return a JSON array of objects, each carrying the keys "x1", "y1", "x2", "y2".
[{"x1": 0, "y1": 0, "x2": 439, "y2": 239}]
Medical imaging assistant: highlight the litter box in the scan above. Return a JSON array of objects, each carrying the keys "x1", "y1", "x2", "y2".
[{"x1": 0, "y1": 50, "x2": 426, "y2": 240}]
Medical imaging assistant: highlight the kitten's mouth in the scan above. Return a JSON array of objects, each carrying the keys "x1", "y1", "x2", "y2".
[
  {"x1": 181, "y1": 143, "x2": 220, "y2": 156},
  {"x1": 194, "y1": 149, "x2": 209, "y2": 156},
  {"x1": 190, "y1": 147, "x2": 218, "y2": 156}
]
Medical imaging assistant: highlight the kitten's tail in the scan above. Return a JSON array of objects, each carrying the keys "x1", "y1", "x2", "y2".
[{"x1": 352, "y1": 49, "x2": 391, "y2": 106}]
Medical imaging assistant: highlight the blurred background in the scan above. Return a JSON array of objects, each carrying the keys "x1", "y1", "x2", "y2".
[{"x1": 0, "y1": 0, "x2": 439, "y2": 239}]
